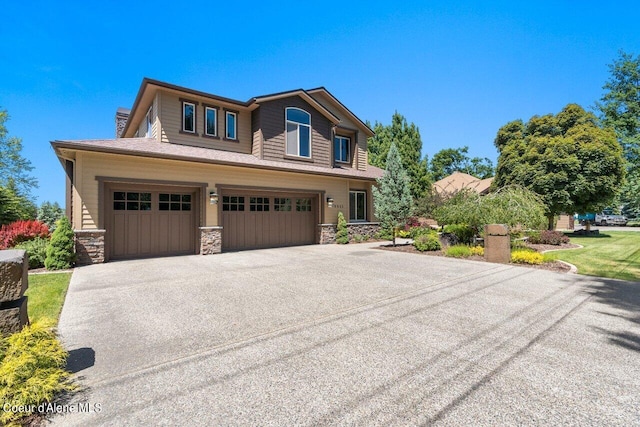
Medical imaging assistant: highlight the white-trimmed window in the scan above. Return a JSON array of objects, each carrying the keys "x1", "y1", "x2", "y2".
[
  {"x1": 285, "y1": 107, "x2": 311, "y2": 158},
  {"x1": 145, "y1": 107, "x2": 153, "y2": 137},
  {"x1": 334, "y1": 136, "x2": 350, "y2": 163},
  {"x1": 205, "y1": 106, "x2": 218, "y2": 137},
  {"x1": 349, "y1": 191, "x2": 366, "y2": 222},
  {"x1": 226, "y1": 111, "x2": 237, "y2": 140},
  {"x1": 182, "y1": 101, "x2": 195, "y2": 133}
]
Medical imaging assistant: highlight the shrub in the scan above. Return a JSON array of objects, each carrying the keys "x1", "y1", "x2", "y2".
[
  {"x1": 511, "y1": 249, "x2": 544, "y2": 264},
  {"x1": 45, "y1": 217, "x2": 76, "y2": 270},
  {"x1": 14, "y1": 237, "x2": 49, "y2": 269},
  {"x1": 409, "y1": 226, "x2": 432, "y2": 239},
  {"x1": 413, "y1": 233, "x2": 441, "y2": 251},
  {"x1": 375, "y1": 228, "x2": 394, "y2": 240},
  {"x1": 527, "y1": 230, "x2": 570, "y2": 245},
  {"x1": 396, "y1": 229, "x2": 410, "y2": 238},
  {"x1": 404, "y1": 216, "x2": 421, "y2": 230},
  {"x1": 470, "y1": 245, "x2": 484, "y2": 256},
  {"x1": 0, "y1": 323, "x2": 74, "y2": 426},
  {"x1": 352, "y1": 234, "x2": 369, "y2": 243},
  {"x1": 0, "y1": 220, "x2": 50, "y2": 250},
  {"x1": 336, "y1": 212, "x2": 349, "y2": 244},
  {"x1": 442, "y1": 224, "x2": 475, "y2": 245},
  {"x1": 445, "y1": 244, "x2": 472, "y2": 258}
]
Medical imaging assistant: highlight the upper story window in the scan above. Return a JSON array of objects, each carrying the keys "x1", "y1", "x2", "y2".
[
  {"x1": 285, "y1": 107, "x2": 311, "y2": 158},
  {"x1": 182, "y1": 101, "x2": 196, "y2": 133},
  {"x1": 145, "y1": 107, "x2": 153, "y2": 138},
  {"x1": 334, "y1": 136, "x2": 350, "y2": 163},
  {"x1": 205, "y1": 106, "x2": 218, "y2": 137},
  {"x1": 226, "y1": 111, "x2": 237, "y2": 140}
]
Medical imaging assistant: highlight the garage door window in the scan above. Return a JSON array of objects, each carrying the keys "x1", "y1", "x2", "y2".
[
  {"x1": 274, "y1": 198, "x2": 292, "y2": 211},
  {"x1": 222, "y1": 196, "x2": 245, "y2": 211},
  {"x1": 296, "y1": 198, "x2": 312, "y2": 212},
  {"x1": 114, "y1": 192, "x2": 151, "y2": 211},
  {"x1": 250, "y1": 197, "x2": 270, "y2": 212},
  {"x1": 159, "y1": 193, "x2": 191, "y2": 211}
]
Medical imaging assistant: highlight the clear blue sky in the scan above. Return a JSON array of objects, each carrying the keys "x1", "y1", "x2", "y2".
[{"x1": 1, "y1": 1, "x2": 638, "y2": 206}]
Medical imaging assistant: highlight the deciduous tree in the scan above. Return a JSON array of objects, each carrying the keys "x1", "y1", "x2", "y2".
[{"x1": 430, "y1": 146, "x2": 494, "y2": 181}]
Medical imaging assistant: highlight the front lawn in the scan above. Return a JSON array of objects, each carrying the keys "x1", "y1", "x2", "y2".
[
  {"x1": 24, "y1": 272, "x2": 72, "y2": 325},
  {"x1": 545, "y1": 231, "x2": 640, "y2": 282}
]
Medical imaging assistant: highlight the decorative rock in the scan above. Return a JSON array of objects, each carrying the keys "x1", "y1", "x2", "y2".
[
  {"x1": 0, "y1": 250, "x2": 28, "y2": 303},
  {"x1": 485, "y1": 224, "x2": 509, "y2": 236},
  {"x1": 0, "y1": 296, "x2": 28, "y2": 334},
  {"x1": 200, "y1": 227, "x2": 222, "y2": 254},
  {"x1": 484, "y1": 224, "x2": 511, "y2": 264}
]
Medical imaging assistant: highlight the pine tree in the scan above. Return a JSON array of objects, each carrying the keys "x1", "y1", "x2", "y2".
[
  {"x1": 335, "y1": 211, "x2": 349, "y2": 244},
  {"x1": 45, "y1": 217, "x2": 76, "y2": 270},
  {"x1": 372, "y1": 142, "x2": 413, "y2": 246}
]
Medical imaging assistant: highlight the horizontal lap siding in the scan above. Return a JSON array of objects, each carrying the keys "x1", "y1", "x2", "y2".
[
  {"x1": 259, "y1": 97, "x2": 332, "y2": 168},
  {"x1": 78, "y1": 152, "x2": 350, "y2": 228},
  {"x1": 159, "y1": 92, "x2": 251, "y2": 153}
]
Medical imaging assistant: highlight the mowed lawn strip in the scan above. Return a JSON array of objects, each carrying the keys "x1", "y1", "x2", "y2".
[
  {"x1": 545, "y1": 231, "x2": 640, "y2": 281},
  {"x1": 25, "y1": 272, "x2": 72, "y2": 325}
]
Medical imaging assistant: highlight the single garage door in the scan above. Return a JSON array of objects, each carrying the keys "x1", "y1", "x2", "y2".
[
  {"x1": 221, "y1": 191, "x2": 317, "y2": 251},
  {"x1": 107, "y1": 185, "x2": 198, "y2": 260}
]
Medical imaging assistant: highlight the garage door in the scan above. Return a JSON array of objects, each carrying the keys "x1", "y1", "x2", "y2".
[
  {"x1": 107, "y1": 185, "x2": 198, "y2": 260},
  {"x1": 221, "y1": 191, "x2": 317, "y2": 251}
]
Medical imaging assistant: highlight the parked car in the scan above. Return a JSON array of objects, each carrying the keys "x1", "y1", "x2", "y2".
[{"x1": 574, "y1": 213, "x2": 628, "y2": 226}]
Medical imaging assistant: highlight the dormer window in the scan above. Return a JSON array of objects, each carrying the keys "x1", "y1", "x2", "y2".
[
  {"x1": 182, "y1": 101, "x2": 196, "y2": 133},
  {"x1": 334, "y1": 136, "x2": 350, "y2": 163},
  {"x1": 285, "y1": 107, "x2": 311, "y2": 158}
]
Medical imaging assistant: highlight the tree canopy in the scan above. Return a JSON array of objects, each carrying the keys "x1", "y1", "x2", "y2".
[
  {"x1": 372, "y1": 142, "x2": 413, "y2": 246},
  {"x1": 0, "y1": 109, "x2": 37, "y2": 196},
  {"x1": 367, "y1": 112, "x2": 431, "y2": 199},
  {"x1": 430, "y1": 146, "x2": 494, "y2": 181},
  {"x1": 493, "y1": 104, "x2": 625, "y2": 229}
]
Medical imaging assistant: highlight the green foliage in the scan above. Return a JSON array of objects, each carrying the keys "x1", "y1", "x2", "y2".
[
  {"x1": 412, "y1": 189, "x2": 446, "y2": 218},
  {"x1": 470, "y1": 245, "x2": 484, "y2": 256},
  {"x1": 0, "y1": 323, "x2": 74, "y2": 426},
  {"x1": 511, "y1": 249, "x2": 544, "y2": 265},
  {"x1": 434, "y1": 186, "x2": 546, "y2": 234},
  {"x1": 375, "y1": 228, "x2": 394, "y2": 240},
  {"x1": 367, "y1": 113, "x2": 431, "y2": 199},
  {"x1": 527, "y1": 230, "x2": 570, "y2": 245},
  {"x1": 14, "y1": 237, "x2": 49, "y2": 269},
  {"x1": 413, "y1": 232, "x2": 441, "y2": 252},
  {"x1": 430, "y1": 146, "x2": 494, "y2": 181},
  {"x1": 408, "y1": 226, "x2": 433, "y2": 239},
  {"x1": 0, "y1": 109, "x2": 38, "y2": 197},
  {"x1": 493, "y1": 104, "x2": 626, "y2": 229},
  {"x1": 0, "y1": 184, "x2": 36, "y2": 226},
  {"x1": 442, "y1": 224, "x2": 475, "y2": 245},
  {"x1": 45, "y1": 217, "x2": 76, "y2": 270},
  {"x1": 352, "y1": 234, "x2": 368, "y2": 243},
  {"x1": 396, "y1": 229, "x2": 410, "y2": 238},
  {"x1": 25, "y1": 273, "x2": 72, "y2": 324},
  {"x1": 372, "y1": 142, "x2": 413, "y2": 245},
  {"x1": 335, "y1": 211, "x2": 349, "y2": 244},
  {"x1": 37, "y1": 202, "x2": 65, "y2": 231},
  {"x1": 445, "y1": 245, "x2": 472, "y2": 258}
]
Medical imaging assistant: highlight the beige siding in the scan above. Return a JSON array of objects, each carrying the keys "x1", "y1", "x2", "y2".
[
  {"x1": 158, "y1": 91, "x2": 251, "y2": 153},
  {"x1": 251, "y1": 109, "x2": 262, "y2": 158},
  {"x1": 77, "y1": 152, "x2": 354, "y2": 229}
]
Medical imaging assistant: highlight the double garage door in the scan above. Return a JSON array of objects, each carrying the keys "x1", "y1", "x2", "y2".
[
  {"x1": 106, "y1": 184, "x2": 318, "y2": 259},
  {"x1": 107, "y1": 184, "x2": 198, "y2": 260},
  {"x1": 221, "y1": 191, "x2": 318, "y2": 251}
]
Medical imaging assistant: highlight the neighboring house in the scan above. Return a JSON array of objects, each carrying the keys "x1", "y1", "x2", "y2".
[
  {"x1": 51, "y1": 78, "x2": 382, "y2": 264},
  {"x1": 433, "y1": 171, "x2": 493, "y2": 196}
]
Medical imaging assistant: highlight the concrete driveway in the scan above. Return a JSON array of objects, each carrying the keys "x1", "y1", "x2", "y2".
[{"x1": 52, "y1": 243, "x2": 639, "y2": 426}]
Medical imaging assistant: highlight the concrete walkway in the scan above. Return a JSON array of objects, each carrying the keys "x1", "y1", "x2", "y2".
[{"x1": 51, "y1": 243, "x2": 639, "y2": 425}]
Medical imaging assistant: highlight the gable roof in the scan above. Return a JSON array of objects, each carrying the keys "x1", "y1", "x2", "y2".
[
  {"x1": 433, "y1": 171, "x2": 494, "y2": 195},
  {"x1": 307, "y1": 87, "x2": 375, "y2": 137},
  {"x1": 51, "y1": 138, "x2": 384, "y2": 181}
]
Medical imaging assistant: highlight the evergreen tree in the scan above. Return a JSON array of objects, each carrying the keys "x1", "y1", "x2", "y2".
[
  {"x1": 372, "y1": 142, "x2": 413, "y2": 246},
  {"x1": 37, "y1": 201, "x2": 65, "y2": 231},
  {"x1": 367, "y1": 112, "x2": 431, "y2": 199},
  {"x1": 45, "y1": 217, "x2": 76, "y2": 270},
  {"x1": 335, "y1": 211, "x2": 349, "y2": 244},
  {"x1": 0, "y1": 109, "x2": 37, "y2": 196}
]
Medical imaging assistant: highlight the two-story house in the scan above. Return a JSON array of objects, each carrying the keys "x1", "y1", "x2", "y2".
[{"x1": 51, "y1": 78, "x2": 383, "y2": 264}]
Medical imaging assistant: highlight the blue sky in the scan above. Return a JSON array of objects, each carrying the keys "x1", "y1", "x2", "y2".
[{"x1": 1, "y1": 1, "x2": 638, "y2": 206}]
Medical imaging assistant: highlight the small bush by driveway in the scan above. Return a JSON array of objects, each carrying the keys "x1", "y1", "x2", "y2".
[{"x1": 53, "y1": 243, "x2": 639, "y2": 426}]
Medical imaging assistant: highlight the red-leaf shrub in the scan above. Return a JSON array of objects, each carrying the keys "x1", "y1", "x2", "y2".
[
  {"x1": 527, "y1": 230, "x2": 569, "y2": 245},
  {"x1": 0, "y1": 220, "x2": 50, "y2": 249},
  {"x1": 404, "y1": 216, "x2": 421, "y2": 231}
]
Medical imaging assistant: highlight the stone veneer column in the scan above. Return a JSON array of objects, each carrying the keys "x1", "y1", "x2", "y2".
[
  {"x1": 318, "y1": 224, "x2": 337, "y2": 244},
  {"x1": 0, "y1": 249, "x2": 29, "y2": 334},
  {"x1": 75, "y1": 230, "x2": 106, "y2": 265},
  {"x1": 200, "y1": 227, "x2": 222, "y2": 254}
]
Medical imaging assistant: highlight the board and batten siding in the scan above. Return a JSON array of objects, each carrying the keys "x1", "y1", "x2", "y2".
[
  {"x1": 309, "y1": 91, "x2": 369, "y2": 171},
  {"x1": 258, "y1": 97, "x2": 332, "y2": 168},
  {"x1": 158, "y1": 91, "x2": 252, "y2": 154},
  {"x1": 77, "y1": 152, "x2": 355, "y2": 229}
]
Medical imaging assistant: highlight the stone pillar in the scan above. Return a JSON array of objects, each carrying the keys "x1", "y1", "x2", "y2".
[
  {"x1": 0, "y1": 249, "x2": 29, "y2": 334},
  {"x1": 318, "y1": 224, "x2": 337, "y2": 244},
  {"x1": 200, "y1": 227, "x2": 222, "y2": 254},
  {"x1": 484, "y1": 224, "x2": 511, "y2": 264},
  {"x1": 75, "y1": 230, "x2": 106, "y2": 265}
]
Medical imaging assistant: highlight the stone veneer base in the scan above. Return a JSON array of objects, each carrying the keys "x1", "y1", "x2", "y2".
[
  {"x1": 318, "y1": 222, "x2": 380, "y2": 244},
  {"x1": 200, "y1": 227, "x2": 222, "y2": 255},
  {"x1": 75, "y1": 230, "x2": 106, "y2": 265}
]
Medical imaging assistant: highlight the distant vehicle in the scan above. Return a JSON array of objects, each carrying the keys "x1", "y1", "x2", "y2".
[{"x1": 574, "y1": 213, "x2": 628, "y2": 226}]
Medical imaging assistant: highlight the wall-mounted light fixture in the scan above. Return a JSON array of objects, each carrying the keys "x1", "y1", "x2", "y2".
[
  {"x1": 326, "y1": 197, "x2": 334, "y2": 208},
  {"x1": 209, "y1": 190, "x2": 219, "y2": 205}
]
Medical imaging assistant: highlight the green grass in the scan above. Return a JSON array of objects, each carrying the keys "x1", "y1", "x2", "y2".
[
  {"x1": 24, "y1": 273, "x2": 72, "y2": 325},
  {"x1": 545, "y1": 232, "x2": 640, "y2": 281}
]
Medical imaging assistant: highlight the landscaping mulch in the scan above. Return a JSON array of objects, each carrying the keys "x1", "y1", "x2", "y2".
[
  {"x1": 377, "y1": 243, "x2": 572, "y2": 274},
  {"x1": 524, "y1": 242, "x2": 581, "y2": 252}
]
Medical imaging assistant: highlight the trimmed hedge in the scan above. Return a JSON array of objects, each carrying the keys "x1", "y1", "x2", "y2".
[{"x1": 527, "y1": 230, "x2": 570, "y2": 245}]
